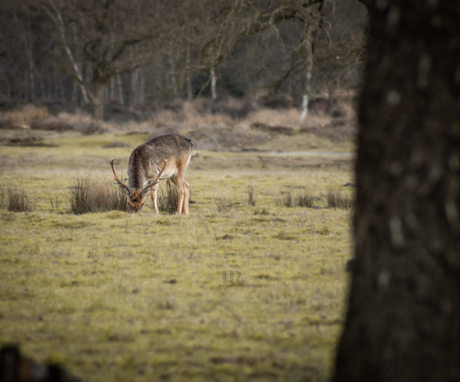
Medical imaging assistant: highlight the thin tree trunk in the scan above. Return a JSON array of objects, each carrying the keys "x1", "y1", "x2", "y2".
[
  {"x1": 110, "y1": 76, "x2": 115, "y2": 102},
  {"x1": 28, "y1": 65, "x2": 35, "y2": 102},
  {"x1": 94, "y1": 80, "x2": 108, "y2": 120},
  {"x1": 139, "y1": 69, "x2": 145, "y2": 106},
  {"x1": 327, "y1": 78, "x2": 334, "y2": 114},
  {"x1": 130, "y1": 70, "x2": 138, "y2": 110},
  {"x1": 116, "y1": 73, "x2": 123, "y2": 104},
  {"x1": 40, "y1": 77, "x2": 46, "y2": 102},
  {"x1": 210, "y1": 67, "x2": 217, "y2": 100},
  {"x1": 45, "y1": 0, "x2": 90, "y2": 104},
  {"x1": 186, "y1": 45, "x2": 192, "y2": 100},
  {"x1": 169, "y1": 53, "x2": 177, "y2": 97},
  {"x1": 27, "y1": 11, "x2": 35, "y2": 102},
  {"x1": 71, "y1": 79, "x2": 77, "y2": 105},
  {"x1": 332, "y1": 2, "x2": 460, "y2": 381}
]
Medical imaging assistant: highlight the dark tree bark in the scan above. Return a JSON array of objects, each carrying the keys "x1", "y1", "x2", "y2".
[{"x1": 333, "y1": 1, "x2": 460, "y2": 381}]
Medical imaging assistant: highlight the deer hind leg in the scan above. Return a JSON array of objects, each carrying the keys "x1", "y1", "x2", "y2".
[
  {"x1": 181, "y1": 180, "x2": 190, "y2": 214},
  {"x1": 150, "y1": 183, "x2": 160, "y2": 214},
  {"x1": 169, "y1": 172, "x2": 188, "y2": 215}
]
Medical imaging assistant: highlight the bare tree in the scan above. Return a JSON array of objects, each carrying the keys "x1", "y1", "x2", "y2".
[
  {"x1": 0, "y1": 0, "x2": 368, "y2": 113},
  {"x1": 42, "y1": 0, "x2": 167, "y2": 119}
]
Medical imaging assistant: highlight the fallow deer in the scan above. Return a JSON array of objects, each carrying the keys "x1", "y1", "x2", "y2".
[{"x1": 111, "y1": 134, "x2": 193, "y2": 214}]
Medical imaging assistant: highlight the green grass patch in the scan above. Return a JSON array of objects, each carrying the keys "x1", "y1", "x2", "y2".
[{"x1": 0, "y1": 132, "x2": 353, "y2": 382}]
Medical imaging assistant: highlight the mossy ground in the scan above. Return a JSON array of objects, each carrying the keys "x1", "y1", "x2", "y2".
[{"x1": 0, "y1": 130, "x2": 353, "y2": 381}]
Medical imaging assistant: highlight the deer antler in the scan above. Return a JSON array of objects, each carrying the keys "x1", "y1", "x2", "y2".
[
  {"x1": 140, "y1": 160, "x2": 167, "y2": 196},
  {"x1": 111, "y1": 159, "x2": 130, "y2": 194}
]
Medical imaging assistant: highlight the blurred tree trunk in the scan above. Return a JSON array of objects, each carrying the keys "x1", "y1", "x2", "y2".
[
  {"x1": 210, "y1": 67, "x2": 217, "y2": 100},
  {"x1": 327, "y1": 79, "x2": 334, "y2": 114},
  {"x1": 169, "y1": 52, "x2": 178, "y2": 97},
  {"x1": 332, "y1": 1, "x2": 460, "y2": 381},
  {"x1": 116, "y1": 74, "x2": 123, "y2": 104},
  {"x1": 94, "y1": 79, "x2": 109, "y2": 121},
  {"x1": 186, "y1": 45, "x2": 192, "y2": 100},
  {"x1": 129, "y1": 70, "x2": 137, "y2": 110},
  {"x1": 138, "y1": 69, "x2": 145, "y2": 106}
]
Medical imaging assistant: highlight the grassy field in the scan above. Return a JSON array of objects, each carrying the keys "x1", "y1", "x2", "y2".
[{"x1": 0, "y1": 119, "x2": 354, "y2": 381}]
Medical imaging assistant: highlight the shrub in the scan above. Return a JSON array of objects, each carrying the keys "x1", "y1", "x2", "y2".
[
  {"x1": 326, "y1": 188, "x2": 354, "y2": 209},
  {"x1": 69, "y1": 177, "x2": 127, "y2": 214},
  {"x1": 81, "y1": 121, "x2": 107, "y2": 135},
  {"x1": 0, "y1": 186, "x2": 33, "y2": 212}
]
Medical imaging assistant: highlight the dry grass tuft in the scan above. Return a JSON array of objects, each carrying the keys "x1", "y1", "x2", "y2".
[
  {"x1": 35, "y1": 111, "x2": 114, "y2": 134},
  {"x1": 274, "y1": 189, "x2": 315, "y2": 208},
  {"x1": 0, "y1": 186, "x2": 33, "y2": 212},
  {"x1": 245, "y1": 108, "x2": 302, "y2": 129},
  {"x1": 69, "y1": 177, "x2": 127, "y2": 214},
  {"x1": 326, "y1": 188, "x2": 354, "y2": 209},
  {"x1": 248, "y1": 185, "x2": 257, "y2": 206},
  {"x1": 157, "y1": 183, "x2": 179, "y2": 214},
  {"x1": 152, "y1": 101, "x2": 235, "y2": 129},
  {"x1": 0, "y1": 105, "x2": 49, "y2": 129}
]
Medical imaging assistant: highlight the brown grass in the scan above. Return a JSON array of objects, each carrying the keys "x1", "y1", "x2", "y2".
[
  {"x1": 33, "y1": 111, "x2": 114, "y2": 134},
  {"x1": 245, "y1": 108, "x2": 303, "y2": 129},
  {"x1": 157, "y1": 183, "x2": 179, "y2": 214},
  {"x1": 326, "y1": 188, "x2": 354, "y2": 209},
  {"x1": 152, "y1": 100, "x2": 236, "y2": 129},
  {"x1": 247, "y1": 185, "x2": 257, "y2": 206},
  {"x1": 275, "y1": 189, "x2": 315, "y2": 208},
  {"x1": 0, "y1": 105, "x2": 49, "y2": 129},
  {"x1": 69, "y1": 177, "x2": 127, "y2": 214},
  {"x1": 0, "y1": 186, "x2": 33, "y2": 212}
]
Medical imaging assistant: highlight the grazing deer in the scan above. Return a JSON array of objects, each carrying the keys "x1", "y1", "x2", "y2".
[{"x1": 111, "y1": 134, "x2": 193, "y2": 214}]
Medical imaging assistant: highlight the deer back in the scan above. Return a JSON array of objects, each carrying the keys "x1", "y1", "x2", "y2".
[{"x1": 128, "y1": 134, "x2": 192, "y2": 189}]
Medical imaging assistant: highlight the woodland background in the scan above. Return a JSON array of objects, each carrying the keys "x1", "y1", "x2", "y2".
[{"x1": 0, "y1": 0, "x2": 367, "y2": 120}]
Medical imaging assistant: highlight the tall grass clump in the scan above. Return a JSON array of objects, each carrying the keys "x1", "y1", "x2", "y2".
[
  {"x1": 0, "y1": 187, "x2": 5, "y2": 209},
  {"x1": 275, "y1": 190, "x2": 314, "y2": 208},
  {"x1": 69, "y1": 177, "x2": 127, "y2": 214},
  {"x1": 0, "y1": 186, "x2": 33, "y2": 212},
  {"x1": 326, "y1": 188, "x2": 354, "y2": 209},
  {"x1": 157, "y1": 183, "x2": 179, "y2": 214},
  {"x1": 248, "y1": 185, "x2": 257, "y2": 206}
]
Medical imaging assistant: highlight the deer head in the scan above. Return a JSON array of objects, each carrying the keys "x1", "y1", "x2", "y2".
[{"x1": 111, "y1": 159, "x2": 165, "y2": 213}]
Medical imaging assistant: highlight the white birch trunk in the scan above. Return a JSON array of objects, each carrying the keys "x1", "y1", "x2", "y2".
[
  {"x1": 300, "y1": 27, "x2": 314, "y2": 124},
  {"x1": 45, "y1": 0, "x2": 90, "y2": 104}
]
